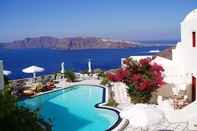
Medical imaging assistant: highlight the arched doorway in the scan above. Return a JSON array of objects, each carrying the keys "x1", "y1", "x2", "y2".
[{"x1": 192, "y1": 76, "x2": 196, "y2": 101}]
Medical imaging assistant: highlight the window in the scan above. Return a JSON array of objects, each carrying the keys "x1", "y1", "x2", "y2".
[{"x1": 192, "y1": 32, "x2": 196, "y2": 47}]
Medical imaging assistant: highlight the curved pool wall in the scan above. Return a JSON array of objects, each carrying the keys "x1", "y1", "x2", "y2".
[
  {"x1": 93, "y1": 85, "x2": 122, "y2": 131},
  {"x1": 18, "y1": 85, "x2": 122, "y2": 131}
]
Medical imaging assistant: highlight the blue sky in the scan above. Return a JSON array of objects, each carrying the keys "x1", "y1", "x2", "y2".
[{"x1": 0, "y1": 0, "x2": 197, "y2": 42}]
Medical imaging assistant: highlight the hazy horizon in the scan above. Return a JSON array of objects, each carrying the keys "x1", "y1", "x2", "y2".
[
  {"x1": 0, "y1": 35, "x2": 179, "y2": 43},
  {"x1": 0, "y1": 0, "x2": 196, "y2": 42}
]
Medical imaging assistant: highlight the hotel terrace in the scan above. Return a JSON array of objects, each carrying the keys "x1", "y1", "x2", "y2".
[{"x1": 1, "y1": 9, "x2": 197, "y2": 131}]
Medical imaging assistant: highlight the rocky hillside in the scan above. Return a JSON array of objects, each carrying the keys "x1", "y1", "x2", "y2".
[
  {"x1": 157, "y1": 47, "x2": 175, "y2": 60},
  {"x1": 0, "y1": 36, "x2": 138, "y2": 49}
]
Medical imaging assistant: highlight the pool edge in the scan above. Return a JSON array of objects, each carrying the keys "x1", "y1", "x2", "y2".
[
  {"x1": 20, "y1": 84, "x2": 125, "y2": 131},
  {"x1": 94, "y1": 85, "x2": 122, "y2": 131}
]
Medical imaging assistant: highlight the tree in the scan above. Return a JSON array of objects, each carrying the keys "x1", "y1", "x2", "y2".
[{"x1": 0, "y1": 78, "x2": 48, "y2": 131}]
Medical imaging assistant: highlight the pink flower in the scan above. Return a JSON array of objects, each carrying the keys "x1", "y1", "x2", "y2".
[
  {"x1": 107, "y1": 58, "x2": 164, "y2": 92},
  {"x1": 139, "y1": 58, "x2": 151, "y2": 65},
  {"x1": 131, "y1": 74, "x2": 142, "y2": 82}
]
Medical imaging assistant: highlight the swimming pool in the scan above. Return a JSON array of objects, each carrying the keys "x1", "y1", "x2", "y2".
[{"x1": 18, "y1": 85, "x2": 120, "y2": 131}]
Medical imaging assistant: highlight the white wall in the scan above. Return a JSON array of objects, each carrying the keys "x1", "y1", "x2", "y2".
[
  {"x1": 172, "y1": 9, "x2": 197, "y2": 101},
  {"x1": 0, "y1": 60, "x2": 4, "y2": 90},
  {"x1": 172, "y1": 9, "x2": 197, "y2": 75},
  {"x1": 181, "y1": 11, "x2": 197, "y2": 48}
]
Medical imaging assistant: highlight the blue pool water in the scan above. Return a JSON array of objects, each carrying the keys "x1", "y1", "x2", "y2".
[
  {"x1": 18, "y1": 85, "x2": 119, "y2": 131},
  {"x1": 0, "y1": 46, "x2": 171, "y2": 79}
]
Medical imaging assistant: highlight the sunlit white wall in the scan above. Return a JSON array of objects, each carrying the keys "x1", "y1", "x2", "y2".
[{"x1": 172, "y1": 9, "x2": 197, "y2": 75}]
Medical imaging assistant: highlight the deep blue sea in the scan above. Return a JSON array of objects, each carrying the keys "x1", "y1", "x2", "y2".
[{"x1": 0, "y1": 46, "x2": 170, "y2": 79}]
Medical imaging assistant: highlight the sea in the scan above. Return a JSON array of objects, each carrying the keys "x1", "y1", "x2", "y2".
[{"x1": 0, "y1": 46, "x2": 171, "y2": 79}]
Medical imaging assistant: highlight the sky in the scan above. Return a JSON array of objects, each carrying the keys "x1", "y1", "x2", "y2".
[{"x1": 0, "y1": 0, "x2": 197, "y2": 42}]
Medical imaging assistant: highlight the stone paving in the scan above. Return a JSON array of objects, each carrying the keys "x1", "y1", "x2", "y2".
[
  {"x1": 110, "y1": 82, "x2": 192, "y2": 131},
  {"x1": 125, "y1": 119, "x2": 189, "y2": 131}
]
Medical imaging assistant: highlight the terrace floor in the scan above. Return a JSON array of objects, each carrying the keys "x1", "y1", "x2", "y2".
[
  {"x1": 125, "y1": 119, "x2": 189, "y2": 131},
  {"x1": 110, "y1": 82, "x2": 196, "y2": 131}
]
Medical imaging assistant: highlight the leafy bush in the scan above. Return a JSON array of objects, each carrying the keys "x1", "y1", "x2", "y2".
[
  {"x1": 97, "y1": 70, "x2": 105, "y2": 79},
  {"x1": 100, "y1": 77, "x2": 110, "y2": 86},
  {"x1": 127, "y1": 84, "x2": 151, "y2": 103},
  {"x1": 106, "y1": 98, "x2": 118, "y2": 107},
  {"x1": 64, "y1": 70, "x2": 76, "y2": 82},
  {"x1": 0, "y1": 80, "x2": 48, "y2": 131},
  {"x1": 107, "y1": 58, "x2": 164, "y2": 103},
  {"x1": 99, "y1": 71, "x2": 111, "y2": 86}
]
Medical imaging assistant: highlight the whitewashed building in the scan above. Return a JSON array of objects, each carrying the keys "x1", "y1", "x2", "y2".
[
  {"x1": 119, "y1": 9, "x2": 197, "y2": 130},
  {"x1": 172, "y1": 9, "x2": 197, "y2": 101},
  {"x1": 153, "y1": 9, "x2": 197, "y2": 102},
  {"x1": 0, "y1": 60, "x2": 4, "y2": 90},
  {"x1": 147, "y1": 10, "x2": 197, "y2": 128}
]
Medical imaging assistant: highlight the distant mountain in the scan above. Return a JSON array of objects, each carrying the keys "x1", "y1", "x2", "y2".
[{"x1": 0, "y1": 36, "x2": 138, "y2": 49}]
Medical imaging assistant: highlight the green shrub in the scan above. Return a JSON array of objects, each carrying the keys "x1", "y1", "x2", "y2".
[
  {"x1": 106, "y1": 98, "x2": 118, "y2": 107},
  {"x1": 0, "y1": 80, "x2": 49, "y2": 131},
  {"x1": 97, "y1": 71, "x2": 105, "y2": 79},
  {"x1": 100, "y1": 77, "x2": 110, "y2": 86},
  {"x1": 127, "y1": 84, "x2": 151, "y2": 104},
  {"x1": 99, "y1": 72, "x2": 111, "y2": 86},
  {"x1": 64, "y1": 70, "x2": 76, "y2": 82}
]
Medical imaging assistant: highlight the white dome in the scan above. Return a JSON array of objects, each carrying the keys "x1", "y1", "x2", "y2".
[{"x1": 184, "y1": 9, "x2": 197, "y2": 22}]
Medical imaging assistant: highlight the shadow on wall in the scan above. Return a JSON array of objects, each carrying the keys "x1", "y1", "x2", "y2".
[{"x1": 150, "y1": 83, "x2": 192, "y2": 104}]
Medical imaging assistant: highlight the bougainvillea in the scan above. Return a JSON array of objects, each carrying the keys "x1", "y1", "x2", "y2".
[
  {"x1": 107, "y1": 69, "x2": 128, "y2": 82},
  {"x1": 107, "y1": 58, "x2": 164, "y2": 103}
]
